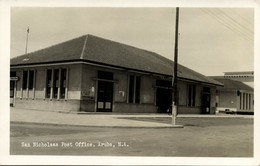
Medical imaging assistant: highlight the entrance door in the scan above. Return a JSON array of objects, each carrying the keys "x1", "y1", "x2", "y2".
[
  {"x1": 10, "y1": 80, "x2": 15, "y2": 106},
  {"x1": 201, "y1": 93, "x2": 211, "y2": 114},
  {"x1": 156, "y1": 80, "x2": 173, "y2": 113},
  {"x1": 97, "y1": 81, "x2": 113, "y2": 112},
  {"x1": 201, "y1": 87, "x2": 211, "y2": 114},
  {"x1": 156, "y1": 88, "x2": 172, "y2": 113}
]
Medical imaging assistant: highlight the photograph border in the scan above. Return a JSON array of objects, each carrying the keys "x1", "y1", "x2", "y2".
[{"x1": 1, "y1": 0, "x2": 259, "y2": 165}]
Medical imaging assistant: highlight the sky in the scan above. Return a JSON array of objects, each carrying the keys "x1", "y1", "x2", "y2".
[{"x1": 10, "y1": 7, "x2": 254, "y2": 76}]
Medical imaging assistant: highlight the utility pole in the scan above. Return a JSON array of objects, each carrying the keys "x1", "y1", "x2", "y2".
[
  {"x1": 25, "y1": 26, "x2": 29, "y2": 54},
  {"x1": 172, "y1": 7, "x2": 179, "y2": 125}
]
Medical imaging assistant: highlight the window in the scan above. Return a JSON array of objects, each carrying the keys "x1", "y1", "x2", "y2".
[
  {"x1": 53, "y1": 69, "x2": 59, "y2": 99},
  {"x1": 46, "y1": 69, "x2": 52, "y2": 98},
  {"x1": 22, "y1": 70, "x2": 35, "y2": 90},
  {"x1": 128, "y1": 75, "x2": 141, "y2": 104},
  {"x1": 135, "y1": 76, "x2": 141, "y2": 103},
  {"x1": 28, "y1": 70, "x2": 34, "y2": 90},
  {"x1": 188, "y1": 84, "x2": 196, "y2": 107},
  {"x1": 46, "y1": 68, "x2": 67, "y2": 99},
  {"x1": 129, "y1": 75, "x2": 134, "y2": 103},
  {"x1": 60, "y1": 69, "x2": 67, "y2": 99},
  {"x1": 22, "y1": 71, "x2": 28, "y2": 90}
]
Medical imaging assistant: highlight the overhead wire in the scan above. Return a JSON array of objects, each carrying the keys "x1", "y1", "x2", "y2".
[
  {"x1": 213, "y1": 8, "x2": 253, "y2": 39},
  {"x1": 201, "y1": 8, "x2": 253, "y2": 41},
  {"x1": 215, "y1": 8, "x2": 253, "y2": 34},
  {"x1": 211, "y1": 10, "x2": 252, "y2": 41},
  {"x1": 201, "y1": 8, "x2": 251, "y2": 41},
  {"x1": 224, "y1": 9, "x2": 254, "y2": 26}
]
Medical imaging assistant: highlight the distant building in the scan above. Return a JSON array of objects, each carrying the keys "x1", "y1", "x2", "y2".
[
  {"x1": 10, "y1": 34, "x2": 222, "y2": 114},
  {"x1": 224, "y1": 71, "x2": 254, "y2": 88},
  {"x1": 210, "y1": 76, "x2": 254, "y2": 114}
]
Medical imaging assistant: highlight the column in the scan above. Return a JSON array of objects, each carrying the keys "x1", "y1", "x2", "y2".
[
  {"x1": 65, "y1": 67, "x2": 69, "y2": 100},
  {"x1": 243, "y1": 93, "x2": 246, "y2": 110},
  {"x1": 133, "y1": 76, "x2": 136, "y2": 104},
  {"x1": 239, "y1": 93, "x2": 242, "y2": 110},
  {"x1": 246, "y1": 93, "x2": 249, "y2": 110},
  {"x1": 57, "y1": 68, "x2": 61, "y2": 100},
  {"x1": 32, "y1": 69, "x2": 36, "y2": 99},
  {"x1": 14, "y1": 81, "x2": 17, "y2": 106},
  {"x1": 50, "y1": 69, "x2": 54, "y2": 100},
  {"x1": 44, "y1": 69, "x2": 47, "y2": 99},
  {"x1": 26, "y1": 70, "x2": 29, "y2": 99},
  {"x1": 20, "y1": 70, "x2": 23, "y2": 99},
  {"x1": 249, "y1": 94, "x2": 251, "y2": 110},
  {"x1": 127, "y1": 74, "x2": 129, "y2": 104}
]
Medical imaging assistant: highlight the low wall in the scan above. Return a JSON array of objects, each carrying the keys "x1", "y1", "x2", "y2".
[
  {"x1": 14, "y1": 98, "x2": 217, "y2": 114},
  {"x1": 178, "y1": 106, "x2": 216, "y2": 114},
  {"x1": 178, "y1": 106, "x2": 201, "y2": 114},
  {"x1": 14, "y1": 98, "x2": 80, "y2": 112},
  {"x1": 113, "y1": 102, "x2": 157, "y2": 113},
  {"x1": 80, "y1": 100, "x2": 95, "y2": 112}
]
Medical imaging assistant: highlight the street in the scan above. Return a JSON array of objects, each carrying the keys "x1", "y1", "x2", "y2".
[{"x1": 10, "y1": 117, "x2": 253, "y2": 157}]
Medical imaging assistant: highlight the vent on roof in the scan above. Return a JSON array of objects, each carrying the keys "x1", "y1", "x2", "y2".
[{"x1": 22, "y1": 58, "x2": 29, "y2": 61}]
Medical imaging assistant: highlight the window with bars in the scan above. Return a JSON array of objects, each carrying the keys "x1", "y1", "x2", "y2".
[
  {"x1": 22, "y1": 70, "x2": 35, "y2": 90},
  {"x1": 60, "y1": 69, "x2": 67, "y2": 99},
  {"x1": 128, "y1": 75, "x2": 141, "y2": 104},
  {"x1": 188, "y1": 84, "x2": 196, "y2": 107},
  {"x1": 46, "y1": 69, "x2": 52, "y2": 98},
  {"x1": 22, "y1": 71, "x2": 28, "y2": 90},
  {"x1": 46, "y1": 68, "x2": 67, "y2": 99},
  {"x1": 53, "y1": 69, "x2": 59, "y2": 99},
  {"x1": 28, "y1": 70, "x2": 34, "y2": 90}
]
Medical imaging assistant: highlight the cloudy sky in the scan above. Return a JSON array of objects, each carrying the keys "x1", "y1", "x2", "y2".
[{"x1": 10, "y1": 7, "x2": 254, "y2": 76}]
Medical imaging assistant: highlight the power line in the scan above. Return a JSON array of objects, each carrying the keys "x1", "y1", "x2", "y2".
[
  {"x1": 224, "y1": 9, "x2": 254, "y2": 26},
  {"x1": 212, "y1": 8, "x2": 253, "y2": 40},
  {"x1": 202, "y1": 8, "x2": 251, "y2": 41},
  {"x1": 210, "y1": 9, "x2": 252, "y2": 41},
  {"x1": 206, "y1": 9, "x2": 252, "y2": 41},
  {"x1": 201, "y1": 8, "x2": 253, "y2": 41},
  {"x1": 215, "y1": 8, "x2": 253, "y2": 35}
]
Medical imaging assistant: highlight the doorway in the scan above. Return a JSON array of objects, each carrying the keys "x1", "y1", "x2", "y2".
[
  {"x1": 97, "y1": 71, "x2": 114, "y2": 112},
  {"x1": 156, "y1": 80, "x2": 173, "y2": 113},
  {"x1": 156, "y1": 88, "x2": 172, "y2": 113},
  {"x1": 201, "y1": 87, "x2": 211, "y2": 114}
]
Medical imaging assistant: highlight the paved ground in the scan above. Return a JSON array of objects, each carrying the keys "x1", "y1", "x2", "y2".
[
  {"x1": 10, "y1": 118, "x2": 253, "y2": 157},
  {"x1": 10, "y1": 107, "x2": 254, "y2": 157},
  {"x1": 10, "y1": 107, "x2": 252, "y2": 128}
]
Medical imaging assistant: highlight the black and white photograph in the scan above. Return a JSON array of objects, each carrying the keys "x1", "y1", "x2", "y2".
[{"x1": 0, "y1": 0, "x2": 259, "y2": 165}]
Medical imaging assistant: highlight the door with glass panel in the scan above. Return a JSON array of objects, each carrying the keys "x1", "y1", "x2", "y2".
[{"x1": 97, "y1": 71, "x2": 113, "y2": 112}]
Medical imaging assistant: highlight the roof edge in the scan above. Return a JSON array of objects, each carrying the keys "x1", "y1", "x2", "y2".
[{"x1": 10, "y1": 59, "x2": 223, "y2": 87}]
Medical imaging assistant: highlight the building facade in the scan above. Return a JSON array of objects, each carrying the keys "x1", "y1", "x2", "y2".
[
  {"x1": 10, "y1": 34, "x2": 222, "y2": 114},
  {"x1": 224, "y1": 71, "x2": 254, "y2": 88},
  {"x1": 210, "y1": 76, "x2": 254, "y2": 114}
]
